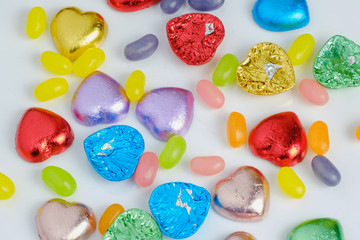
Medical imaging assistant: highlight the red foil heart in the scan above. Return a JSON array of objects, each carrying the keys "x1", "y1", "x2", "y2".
[
  {"x1": 15, "y1": 108, "x2": 74, "y2": 163},
  {"x1": 107, "y1": 0, "x2": 160, "y2": 12},
  {"x1": 166, "y1": 13, "x2": 225, "y2": 65},
  {"x1": 249, "y1": 112, "x2": 307, "y2": 167}
]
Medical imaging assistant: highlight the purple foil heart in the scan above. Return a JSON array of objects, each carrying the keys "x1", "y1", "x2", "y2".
[
  {"x1": 71, "y1": 71, "x2": 130, "y2": 126},
  {"x1": 136, "y1": 87, "x2": 194, "y2": 141}
]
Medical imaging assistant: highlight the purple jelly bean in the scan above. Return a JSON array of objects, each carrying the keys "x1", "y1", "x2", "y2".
[
  {"x1": 160, "y1": 0, "x2": 184, "y2": 14},
  {"x1": 188, "y1": 0, "x2": 225, "y2": 11},
  {"x1": 124, "y1": 34, "x2": 159, "y2": 61},
  {"x1": 311, "y1": 155, "x2": 341, "y2": 187}
]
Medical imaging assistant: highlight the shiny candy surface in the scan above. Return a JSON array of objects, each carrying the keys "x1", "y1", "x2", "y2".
[
  {"x1": 252, "y1": 0, "x2": 309, "y2": 32},
  {"x1": 84, "y1": 125, "x2": 144, "y2": 181},
  {"x1": 98, "y1": 204, "x2": 125, "y2": 235},
  {"x1": 41, "y1": 166, "x2": 77, "y2": 197},
  {"x1": 249, "y1": 112, "x2": 307, "y2": 167},
  {"x1": 0, "y1": 173, "x2": 15, "y2": 200},
  {"x1": 34, "y1": 78, "x2": 69, "y2": 101},
  {"x1": 190, "y1": 156, "x2": 225, "y2": 176},
  {"x1": 212, "y1": 53, "x2": 239, "y2": 86},
  {"x1": 227, "y1": 112, "x2": 247, "y2": 148},
  {"x1": 313, "y1": 35, "x2": 360, "y2": 89},
  {"x1": 188, "y1": 0, "x2": 224, "y2": 11},
  {"x1": 136, "y1": 87, "x2": 194, "y2": 141},
  {"x1": 15, "y1": 108, "x2": 74, "y2": 163},
  {"x1": 125, "y1": 70, "x2": 145, "y2": 101},
  {"x1": 149, "y1": 182, "x2": 210, "y2": 239},
  {"x1": 277, "y1": 167, "x2": 305, "y2": 199},
  {"x1": 40, "y1": 51, "x2": 72, "y2": 75},
  {"x1": 308, "y1": 121, "x2": 330, "y2": 155},
  {"x1": 299, "y1": 79, "x2": 329, "y2": 106},
  {"x1": 159, "y1": 135, "x2": 186, "y2": 169},
  {"x1": 51, "y1": 7, "x2": 108, "y2": 61},
  {"x1": 356, "y1": 125, "x2": 360, "y2": 140},
  {"x1": 226, "y1": 232, "x2": 256, "y2": 240},
  {"x1": 166, "y1": 13, "x2": 225, "y2": 65},
  {"x1": 73, "y1": 48, "x2": 105, "y2": 78},
  {"x1": 311, "y1": 155, "x2": 341, "y2": 186},
  {"x1": 104, "y1": 208, "x2": 162, "y2": 240},
  {"x1": 36, "y1": 198, "x2": 96, "y2": 240},
  {"x1": 124, "y1": 34, "x2": 159, "y2": 61},
  {"x1": 72, "y1": 71, "x2": 130, "y2": 126},
  {"x1": 288, "y1": 33, "x2": 315, "y2": 65},
  {"x1": 160, "y1": 0, "x2": 184, "y2": 14},
  {"x1": 211, "y1": 166, "x2": 269, "y2": 222},
  {"x1": 26, "y1": 7, "x2": 46, "y2": 39},
  {"x1": 196, "y1": 79, "x2": 225, "y2": 108},
  {"x1": 237, "y1": 42, "x2": 295, "y2": 95},
  {"x1": 107, "y1": 0, "x2": 161, "y2": 12},
  {"x1": 134, "y1": 152, "x2": 159, "y2": 187}
]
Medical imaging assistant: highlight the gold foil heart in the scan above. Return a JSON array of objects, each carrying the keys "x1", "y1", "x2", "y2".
[
  {"x1": 236, "y1": 42, "x2": 295, "y2": 95},
  {"x1": 50, "y1": 7, "x2": 108, "y2": 61}
]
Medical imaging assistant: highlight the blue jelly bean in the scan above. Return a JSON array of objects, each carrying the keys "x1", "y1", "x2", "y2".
[
  {"x1": 149, "y1": 182, "x2": 211, "y2": 239},
  {"x1": 83, "y1": 125, "x2": 144, "y2": 181},
  {"x1": 160, "y1": 0, "x2": 184, "y2": 14},
  {"x1": 124, "y1": 34, "x2": 159, "y2": 61},
  {"x1": 311, "y1": 155, "x2": 341, "y2": 186},
  {"x1": 188, "y1": 0, "x2": 224, "y2": 11}
]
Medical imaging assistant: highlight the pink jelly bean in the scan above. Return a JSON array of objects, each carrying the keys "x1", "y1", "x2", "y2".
[
  {"x1": 196, "y1": 79, "x2": 225, "y2": 109},
  {"x1": 134, "y1": 152, "x2": 159, "y2": 187},
  {"x1": 190, "y1": 156, "x2": 225, "y2": 176},
  {"x1": 299, "y1": 79, "x2": 329, "y2": 106}
]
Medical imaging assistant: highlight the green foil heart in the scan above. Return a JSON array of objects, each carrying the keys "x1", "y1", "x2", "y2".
[
  {"x1": 287, "y1": 218, "x2": 344, "y2": 240},
  {"x1": 103, "y1": 208, "x2": 162, "y2": 240},
  {"x1": 313, "y1": 35, "x2": 360, "y2": 89}
]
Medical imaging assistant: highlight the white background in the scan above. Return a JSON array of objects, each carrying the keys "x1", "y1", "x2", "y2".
[{"x1": 1, "y1": 0, "x2": 359, "y2": 239}]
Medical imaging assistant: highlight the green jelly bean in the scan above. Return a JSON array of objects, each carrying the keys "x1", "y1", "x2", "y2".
[
  {"x1": 159, "y1": 135, "x2": 186, "y2": 169},
  {"x1": 212, "y1": 53, "x2": 239, "y2": 86},
  {"x1": 41, "y1": 166, "x2": 77, "y2": 197}
]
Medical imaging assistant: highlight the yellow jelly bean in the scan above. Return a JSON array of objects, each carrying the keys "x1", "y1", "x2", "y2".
[
  {"x1": 308, "y1": 120, "x2": 329, "y2": 155},
  {"x1": 287, "y1": 33, "x2": 315, "y2": 65},
  {"x1": 0, "y1": 172, "x2": 15, "y2": 200},
  {"x1": 34, "y1": 77, "x2": 69, "y2": 101},
  {"x1": 125, "y1": 70, "x2": 145, "y2": 101},
  {"x1": 26, "y1": 7, "x2": 46, "y2": 39},
  {"x1": 40, "y1": 51, "x2": 73, "y2": 75},
  {"x1": 277, "y1": 167, "x2": 305, "y2": 199},
  {"x1": 73, "y1": 48, "x2": 105, "y2": 77}
]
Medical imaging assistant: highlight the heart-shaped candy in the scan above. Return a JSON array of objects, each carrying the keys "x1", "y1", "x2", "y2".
[
  {"x1": 237, "y1": 42, "x2": 295, "y2": 95},
  {"x1": 36, "y1": 198, "x2": 96, "y2": 240},
  {"x1": 249, "y1": 112, "x2": 307, "y2": 167},
  {"x1": 166, "y1": 13, "x2": 225, "y2": 65},
  {"x1": 107, "y1": 0, "x2": 161, "y2": 12},
  {"x1": 211, "y1": 166, "x2": 269, "y2": 222},
  {"x1": 252, "y1": 0, "x2": 309, "y2": 31},
  {"x1": 72, "y1": 71, "x2": 130, "y2": 126},
  {"x1": 51, "y1": 7, "x2": 108, "y2": 61},
  {"x1": 15, "y1": 108, "x2": 74, "y2": 163}
]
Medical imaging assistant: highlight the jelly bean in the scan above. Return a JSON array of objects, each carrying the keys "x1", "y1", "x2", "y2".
[
  {"x1": 73, "y1": 48, "x2": 105, "y2": 78},
  {"x1": 277, "y1": 167, "x2": 305, "y2": 199},
  {"x1": 190, "y1": 156, "x2": 225, "y2": 176},
  {"x1": 159, "y1": 135, "x2": 186, "y2": 169},
  {"x1": 125, "y1": 70, "x2": 145, "y2": 101},
  {"x1": 287, "y1": 33, "x2": 315, "y2": 65},
  {"x1": 41, "y1": 166, "x2": 76, "y2": 197},
  {"x1": 299, "y1": 79, "x2": 329, "y2": 106},
  {"x1": 227, "y1": 112, "x2": 247, "y2": 148},
  {"x1": 311, "y1": 155, "x2": 341, "y2": 186},
  {"x1": 356, "y1": 125, "x2": 360, "y2": 140},
  {"x1": 26, "y1": 7, "x2": 46, "y2": 39},
  {"x1": 40, "y1": 51, "x2": 73, "y2": 75},
  {"x1": 134, "y1": 152, "x2": 159, "y2": 187},
  {"x1": 308, "y1": 121, "x2": 329, "y2": 155},
  {"x1": 98, "y1": 203, "x2": 125, "y2": 235},
  {"x1": 188, "y1": 0, "x2": 225, "y2": 11},
  {"x1": 212, "y1": 54, "x2": 239, "y2": 86},
  {"x1": 161, "y1": 0, "x2": 184, "y2": 14},
  {"x1": 0, "y1": 172, "x2": 15, "y2": 200},
  {"x1": 196, "y1": 79, "x2": 225, "y2": 109},
  {"x1": 34, "y1": 77, "x2": 69, "y2": 101},
  {"x1": 124, "y1": 34, "x2": 159, "y2": 61}
]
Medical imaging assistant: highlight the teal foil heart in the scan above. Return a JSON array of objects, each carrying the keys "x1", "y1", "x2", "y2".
[{"x1": 313, "y1": 35, "x2": 360, "y2": 89}]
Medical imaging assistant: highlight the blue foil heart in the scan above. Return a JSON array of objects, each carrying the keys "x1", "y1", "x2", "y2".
[
  {"x1": 83, "y1": 125, "x2": 144, "y2": 181},
  {"x1": 252, "y1": 0, "x2": 309, "y2": 32},
  {"x1": 149, "y1": 182, "x2": 210, "y2": 239}
]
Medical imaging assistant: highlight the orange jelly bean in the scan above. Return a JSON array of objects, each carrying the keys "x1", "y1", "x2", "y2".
[
  {"x1": 98, "y1": 203, "x2": 125, "y2": 235},
  {"x1": 356, "y1": 125, "x2": 360, "y2": 140},
  {"x1": 227, "y1": 112, "x2": 247, "y2": 147},
  {"x1": 308, "y1": 120, "x2": 329, "y2": 155}
]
